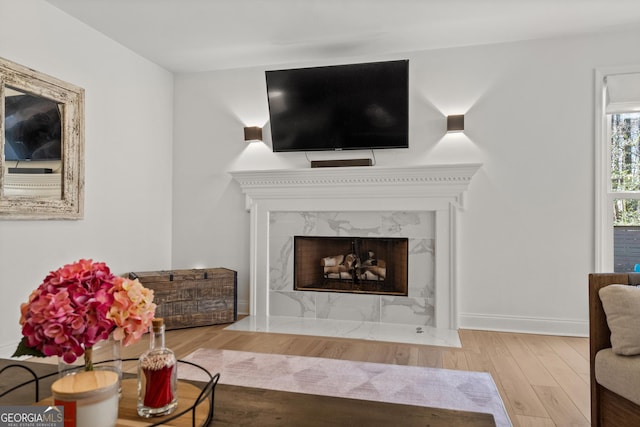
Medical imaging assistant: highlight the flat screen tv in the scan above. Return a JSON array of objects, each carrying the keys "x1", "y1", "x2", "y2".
[
  {"x1": 4, "y1": 93, "x2": 62, "y2": 161},
  {"x1": 265, "y1": 60, "x2": 409, "y2": 152}
]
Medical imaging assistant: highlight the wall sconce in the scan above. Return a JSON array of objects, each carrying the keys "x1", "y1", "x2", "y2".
[
  {"x1": 244, "y1": 126, "x2": 263, "y2": 141},
  {"x1": 447, "y1": 115, "x2": 464, "y2": 133}
]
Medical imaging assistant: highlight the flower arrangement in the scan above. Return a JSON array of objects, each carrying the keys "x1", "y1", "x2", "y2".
[{"x1": 13, "y1": 259, "x2": 156, "y2": 366}]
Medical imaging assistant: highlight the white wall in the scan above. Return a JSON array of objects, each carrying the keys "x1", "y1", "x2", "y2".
[
  {"x1": 0, "y1": 1, "x2": 174, "y2": 356},
  {"x1": 2, "y1": 2, "x2": 636, "y2": 351},
  {"x1": 173, "y1": 28, "x2": 640, "y2": 336}
]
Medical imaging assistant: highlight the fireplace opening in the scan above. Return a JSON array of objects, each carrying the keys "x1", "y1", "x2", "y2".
[{"x1": 294, "y1": 236, "x2": 408, "y2": 296}]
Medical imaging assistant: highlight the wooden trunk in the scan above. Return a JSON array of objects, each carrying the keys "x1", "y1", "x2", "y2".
[{"x1": 129, "y1": 268, "x2": 237, "y2": 330}]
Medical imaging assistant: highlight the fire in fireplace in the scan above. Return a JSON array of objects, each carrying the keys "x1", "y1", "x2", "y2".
[{"x1": 294, "y1": 236, "x2": 408, "y2": 296}]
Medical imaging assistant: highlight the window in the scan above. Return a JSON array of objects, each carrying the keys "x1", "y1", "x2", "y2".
[{"x1": 596, "y1": 68, "x2": 640, "y2": 272}]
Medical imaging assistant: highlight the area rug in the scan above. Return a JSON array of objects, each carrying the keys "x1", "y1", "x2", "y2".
[{"x1": 179, "y1": 348, "x2": 512, "y2": 427}]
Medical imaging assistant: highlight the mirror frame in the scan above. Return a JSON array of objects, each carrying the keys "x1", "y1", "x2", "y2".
[{"x1": 0, "y1": 57, "x2": 84, "y2": 219}]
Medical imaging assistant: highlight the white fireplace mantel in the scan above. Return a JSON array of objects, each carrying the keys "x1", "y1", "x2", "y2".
[
  {"x1": 230, "y1": 164, "x2": 481, "y2": 210},
  {"x1": 230, "y1": 163, "x2": 481, "y2": 329}
]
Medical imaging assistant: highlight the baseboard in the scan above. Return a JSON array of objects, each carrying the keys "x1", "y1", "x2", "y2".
[
  {"x1": 458, "y1": 313, "x2": 588, "y2": 337},
  {"x1": 237, "y1": 299, "x2": 249, "y2": 316}
]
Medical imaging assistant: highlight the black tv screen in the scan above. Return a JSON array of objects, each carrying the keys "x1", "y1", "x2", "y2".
[
  {"x1": 4, "y1": 93, "x2": 62, "y2": 161},
  {"x1": 266, "y1": 60, "x2": 409, "y2": 152}
]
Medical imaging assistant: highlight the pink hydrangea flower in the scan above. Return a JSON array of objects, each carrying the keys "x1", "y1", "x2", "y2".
[
  {"x1": 108, "y1": 277, "x2": 156, "y2": 347},
  {"x1": 16, "y1": 259, "x2": 156, "y2": 363}
]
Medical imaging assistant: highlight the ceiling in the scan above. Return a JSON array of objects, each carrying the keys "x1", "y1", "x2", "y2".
[{"x1": 45, "y1": 0, "x2": 640, "y2": 73}]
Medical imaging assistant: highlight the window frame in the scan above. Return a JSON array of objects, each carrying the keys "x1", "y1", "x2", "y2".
[{"x1": 595, "y1": 66, "x2": 640, "y2": 271}]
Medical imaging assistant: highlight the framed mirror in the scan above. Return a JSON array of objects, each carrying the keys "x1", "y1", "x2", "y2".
[{"x1": 0, "y1": 57, "x2": 84, "y2": 219}]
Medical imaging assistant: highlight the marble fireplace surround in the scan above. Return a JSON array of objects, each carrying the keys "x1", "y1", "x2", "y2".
[{"x1": 230, "y1": 163, "x2": 481, "y2": 330}]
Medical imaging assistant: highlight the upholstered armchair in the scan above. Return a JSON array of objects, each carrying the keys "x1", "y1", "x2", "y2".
[{"x1": 589, "y1": 273, "x2": 640, "y2": 426}]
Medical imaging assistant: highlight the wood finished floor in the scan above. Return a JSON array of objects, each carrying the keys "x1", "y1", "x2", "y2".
[{"x1": 117, "y1": 324, "x2": 590, "y2": 427}]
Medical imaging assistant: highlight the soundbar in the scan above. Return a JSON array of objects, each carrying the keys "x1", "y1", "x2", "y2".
[
  {"x1": 310, "y1": 159, "x2": 373, "y2": 168},
  {"x1": 8, "y1": 167, "x2": 53, "y2": 174}
]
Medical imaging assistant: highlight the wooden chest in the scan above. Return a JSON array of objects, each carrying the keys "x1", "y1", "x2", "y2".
[{"x1": 128, "y1": 268, "x2": 237, "y2": 330}]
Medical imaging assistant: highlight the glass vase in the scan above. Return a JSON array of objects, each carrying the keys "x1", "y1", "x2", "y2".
[{"x1": 58, "y1": 335, "x2": 123, "y2": 389}]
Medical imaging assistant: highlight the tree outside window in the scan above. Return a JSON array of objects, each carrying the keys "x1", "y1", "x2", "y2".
[{"x1": 611, "y1": 113, "x2": 640, "y2": 225}]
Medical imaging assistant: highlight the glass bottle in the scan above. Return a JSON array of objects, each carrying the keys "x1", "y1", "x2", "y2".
[{"x1": 137, "y1": 318, "x2": 178, "y2": 417}]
